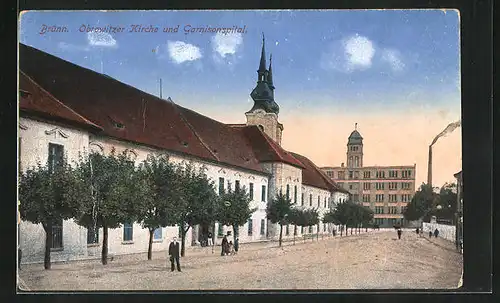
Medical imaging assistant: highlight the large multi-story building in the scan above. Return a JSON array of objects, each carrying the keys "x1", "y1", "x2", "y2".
[{"x1": 321, "y1": 126, "x2": 416, "y2": 227}]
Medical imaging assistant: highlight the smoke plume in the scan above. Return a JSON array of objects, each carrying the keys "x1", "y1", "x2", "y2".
[{"x1": 430, "y1": 120, "x2": 461, "y2": 146}]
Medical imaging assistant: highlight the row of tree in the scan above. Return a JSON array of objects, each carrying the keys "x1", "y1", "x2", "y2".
[
  {"x1": 19, "y1": 150, "x2": 257, "y2": 269},
  {"x1": 403, "y1": 183, "x2": 458, "y2": 223},
  {"x1": 266, "y1": 191, "x2": 375, "y2": 247}
]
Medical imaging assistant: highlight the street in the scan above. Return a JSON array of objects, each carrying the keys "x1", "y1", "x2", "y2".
[{"x1": 18, "y1": 230, "x2": 463, "y2": 290}]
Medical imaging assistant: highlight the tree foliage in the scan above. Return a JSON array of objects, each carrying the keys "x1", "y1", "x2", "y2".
[
  {"x1": 19, "y1": 162, "x2": 82, "y2": 269},
  {"x1": 403, "y1": 183, "x2": 438, "y2": 222},
  {"x1": 216, "y1": 185, "x2": 255, "y2": 240},
  {"x1": 73, "y1": 149, "x2": 147, "y2": 265},
  {"x1": 138, "y1": 154, "x2": 180, "y2": 260},
  {"x1": 266, "y1": 191, "x2": 293, "y2": 246}
]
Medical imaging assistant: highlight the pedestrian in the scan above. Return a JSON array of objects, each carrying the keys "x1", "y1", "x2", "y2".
[
  {"x1": 207, "y1": 231, "x2": 213, "y2": 247},
  {"x1": 397, "y1": 228, "x2": 402, "y2": 240},
  {"x1": 234, "y1": 236, "x2": 239, "y2": 254},
  {"x1": 168, "y1": 237, "x2": 181, "y2": 272},
  {"x1": 434, "y1": 228, "x2": 439, "y2": 238},
  {"x1": 429, "y1": 230, "x2": 433, "y2": 238},
  {"x1": 221, "y1": 235, "x2": 228, "y2": 256},
  {"x1": 228, "y1": 241, "x2": 234, "y2": 255},
  {"x1": 416, "y1": 228, "x2": 420, "y2": 235}
]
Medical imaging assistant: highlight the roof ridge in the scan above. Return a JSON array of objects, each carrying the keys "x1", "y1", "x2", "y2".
[
  {"x1": 19, "y1": 70, "x2": 103, "y2": 130},
  {"x1": 170, "y1": 100, "x2": 220, "y2": 162},
  {"x1": 257, "y1": 127, "x2": 290, "y2": 164}
]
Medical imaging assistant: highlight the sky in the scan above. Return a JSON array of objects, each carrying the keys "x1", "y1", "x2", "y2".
[{"x1": 19, "y1": 10, "x2": 462, "y2": 187}]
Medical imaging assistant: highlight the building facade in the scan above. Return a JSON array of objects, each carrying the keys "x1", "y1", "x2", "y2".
[
  {"x1": 18, "y1": 38, "x2": 348, "y2": 264},
  {"x1": 321, "y1": 126, "x2": 416, "y2": 227}
]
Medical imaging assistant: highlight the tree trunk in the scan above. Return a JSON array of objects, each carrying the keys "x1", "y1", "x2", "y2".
[
  {"x1": 279, "y1": 224, "x2": 283, "y2": 247},
  {"x1": 340, "y1": 226, "x2": 343, "y2": 237},
  {"x1": 147, "y1": 228, "x2": 154, "y2": 260},
  {"x1": 350, "y1": 227, "x2": 353, "y2": 235},
  {"x1": 180, "y1": 226, "x2": 190, "y2": 257},
  {"x1": 43, "y1": 224, "x2": 52, "y2": 270},
  {"x1": 101, "y1": 224, "x2": 109, "y2": 265}
]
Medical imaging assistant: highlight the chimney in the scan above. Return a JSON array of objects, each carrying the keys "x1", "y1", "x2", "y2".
[
  {"x1": 341, "y1": 162, "x2": 344, "y2": 167},
  {"x1": 427, "y1": 145, "x2": 432, "y2": 187}
]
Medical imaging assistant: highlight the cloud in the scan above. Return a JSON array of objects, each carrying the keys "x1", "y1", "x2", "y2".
[
  {"x1": 57, "y1": 42, "x2": 90, "y2": 52},
  {"x1": 166, "y1": 41, "x2": 202, "y2": 64},
  {"x1": 381, "y1": 49, "x2": 405, "y2": 71},
  {"x1": 212, "y1": 32, "x2": 243, "y2": 58},
  {"x1": 321, "y1": 34, "x2": 375, "y2": 73},
  {"x1": 87, "y1": 32, "x2": 117, "y2": 47}
]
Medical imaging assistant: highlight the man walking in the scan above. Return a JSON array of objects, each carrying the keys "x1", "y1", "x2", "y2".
[
  {"x1": 397, "y1": 228, "x2": 402, "y2": 240},
  {"x1": 221, "y1": 235, "x2": 228, "y2": 256},
  {"x1": 207, "y1": 231, "x2": 213, "y2": 247},
  {"x1": 168, "y1": 237, "x2": 181, "y2": 272}
]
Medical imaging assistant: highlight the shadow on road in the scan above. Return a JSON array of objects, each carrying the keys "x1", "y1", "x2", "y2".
[{"x1": 423, "y1": 237, "x2": 460, "y2": 254}]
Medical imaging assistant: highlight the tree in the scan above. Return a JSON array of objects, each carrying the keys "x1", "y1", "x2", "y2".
[
  {"x1": 322, "y1": 210, "x2": 336, "y2": 235},
  {"x1": 266, "y1": 191, "x2": 293, "y2": 247},
  {"x1": 287, "y1": 208, "x2": 302, "y2": 245},
  {"x1": 175, "y1": 163, "x2": 218, "y2": 257},
  {"x1": 403, "y1": 183, "x2": 437, "y2": 222},
  {"x1": 333, "y1": 200, "x2": 350, "y2": 236},
  {"x1": 361, "y1": 206, "x2": 374, "y2": 232},
  {"x1": 138, "y1": 154, "x2": 180, "y2": 260},
  {"x1": 74, "y1": 149, "x2": 147, "y2": 265},
  {"x1": 216, "y1": 185, "x2": 256, "y2": 245},
  {"x1": 435, "y1": 183, "x2": 458, "y2": 222},
  {"x1": 303, "y1": 208, "x2": 319, "y2": 242},
  {"x1": 19, "y1": 162, "x2": 82, "y2": 269}
]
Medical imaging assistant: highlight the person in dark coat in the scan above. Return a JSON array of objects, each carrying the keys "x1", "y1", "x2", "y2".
[
  {"x1": 429, "y1": 230, "x2": 433, "y2": 238},
  {"x1": 234, "y1": 237, "x2": 239, "y2": 254},
  {"x1": 168, "y1": 237, "x2": 181, "y2": 272},
  {"x1": 434, "y1": 228, "x2": 439, "y2": 238},
  {"x1": 416, "y1": 228, "x2": 420, "y2": 235},
  {"x1": 397, "y1": 228, "x2": 402, "y2": 240},
  {"x1": 221, "y1": 235, "x2": 228, "y2": 256}
]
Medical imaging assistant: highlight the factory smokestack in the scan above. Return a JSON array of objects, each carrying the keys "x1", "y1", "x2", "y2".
[{"x1": 427, "y1": 145, "x2": 432, "y2": 187}]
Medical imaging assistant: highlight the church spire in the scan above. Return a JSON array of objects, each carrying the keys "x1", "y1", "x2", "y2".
[
  {"x1": 258, "y1": 32, "x2": 267, "y2": 74},
  {"x1": 268, "y1": 53, "x2": 274, "y2": 89}
]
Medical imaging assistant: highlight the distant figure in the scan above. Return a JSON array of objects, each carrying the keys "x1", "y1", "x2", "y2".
[
  {"x1": 207, "y1": 232, "x2": 213, "y2": 247},
  {"x1": 397, "y1": 229, "x2": 402, "y2": 240},
  {"x1": 416, "y1": 228, "x2": 420, "y2": 235},
  {"x1": 168, "y1": 237, "x2": 181, "y2": 272},
  {"x1": 429, "y1": 230, "x2": 433, "y2": 238},
  {"x1": 434, "y1": 228, "x2": 439, "y2": 238},
  {"x1": 234, "y1": 237, "x2": 239, "y2": 254},
  {"x1": 228, "y1": 241, "x2": 235, "y2": 255},
  {"x1": 221, "y1": 235, "x2": 228, "y2": 256}
]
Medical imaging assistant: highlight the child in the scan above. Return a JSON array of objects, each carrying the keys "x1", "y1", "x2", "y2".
[{"x1": 228, "y1": 241, "x2": 235, "y2": 255}]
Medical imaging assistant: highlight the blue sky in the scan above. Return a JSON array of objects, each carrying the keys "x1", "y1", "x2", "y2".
[{"x1": 19, "y1": 10, "x2": 460, "y2": 115}]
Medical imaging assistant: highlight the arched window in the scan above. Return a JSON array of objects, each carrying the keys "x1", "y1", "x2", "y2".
[{"x1": 355, "y1": 156, "x2": 359, "y2": 167}]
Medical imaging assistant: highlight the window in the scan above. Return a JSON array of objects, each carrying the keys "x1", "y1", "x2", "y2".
[
  {"x1": 87, "y1": 225, "x2": 99, "y2": 244},
  {"x1": 375, "y1": 194, "x2": 384, "y2": 202},
  {"x1": 363, "y1": 182, "x2": 371, "y2": 190},
  {"x1": 402, "y1": 194, "x2": 412, "y2": 202},
  {"x1": 301, "y1": 193, "x2": 304, "y2": 206},
  {"x1": 286, "y1": 184, "x2": 290, "y2": 200},
  {"x1": 389, "y1": 170, "x2": 399, "y2": 178},
  {"x1": 123, "y1": 223, "x2": 133, "y2": 242},
  {"x1": 317, "y1": 195, "x2": 320, "y2": 207},
  {"x1": 389, "y1": 182, "x2": 398, "y2": 190},
  {"x1": 286, "y1": 224, "x2": 289, "y2": 236},
  {"x1": 218, "y1": 177, "x2": 224, "y2": 195},
  {"x1": 235, "y1": 180, "x2": 240, "y2": 192},
  {"x1": 363, "y1": 171, "x2": 371, "y2": 179},
  {"x1": 227, "y1": 180, "x2": 231, "y2": 191},
  {"x1": 389, "y1": 194, "x2": 398, "y2": 202},
  {"x1": 338, "y1": 171, "x2": 345, "y2": 179},
  {"x1": 249, "y1": 183, "x2": 254, "y2": 200},
  {"x1": 375, "y1": 206, "x2": 385, "y2": 214},
  {"x1": 401, "y1": 182, "x2": 411, "y2": 190},
  {"x1": 323, "y1": 223, "x2": 326, "y2": 232},
  {"x1": 354, "y1": 156, "x2": 359, "y2": 167},
  {"x1": 218, "y1": 224, "x2": 224, "y2": 236},
  {"x1": 376, "y1": 170, "x2": 386, "y2": 179},
  {"x1": 294, "y1": 185, "x2": 297, "y2": 203},
  {"x1": 309, "y1": 194, "x2": 312, "y2": 206},
  {"x1": 324, "y1": 197, "x2": 327, "y2": 208},
  {"x1": 349, "y1": 184, "x2": 353, "y2": 190},
  {"x1": 48, "y1": 143, "x2": 64, "y2": 173},
  {"x1": 51, "y1": 219, "x2": 63, "y2": 249},
  {"x1": 309, "y1": 226, "x2": 313, "y2": 233},
  {"x1": 153, "y1": 228, "x2": 162, "y2": 240},
  {"x1": 375, "y1": 218, "x2": 384, "y2": 226},
  {"x1": 248, "y1": 219, "x2": 253, "y2": 236},
  {"x1": 402, "y1": 170, "x2": 413, "y2": 178},
  {"x1": 260, "y1": 219, "x2": 265, "y2": 235},
  {"x1": 375, "y1": 182, "x2": 385, "y2": 190},
  {"x1": 401, "y1": 206, "x2": 407, "y2": 214},
  {"x1": 353, "y1": 194, "x2": 359, "y2": 202},
  {"x1": 362, "y1": 194, "x2": 370, "y2": 202},
  {"x1": 388, "y1": 206, "x2": 398, "y2": 214},
  {"x1": 348, "y1": 171, "x2": 353, "y2": 179},
  {"x1": 301, "y1": 226, "x2": 305, "y2": 234}
]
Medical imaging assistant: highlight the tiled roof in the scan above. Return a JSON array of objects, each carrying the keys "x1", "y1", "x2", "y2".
[
  {"x1": 19, "y1": 71, "x2": 102, "y2": 130},
  {"x1": 18, "y1": 43, "x2": 306, "y2": 173},
  {"x1": 241, "y1": 126, "x2": 305, "y2": 169},
  {"x1": 290, "y1": 152, "x2": 349, "y2": 193}
]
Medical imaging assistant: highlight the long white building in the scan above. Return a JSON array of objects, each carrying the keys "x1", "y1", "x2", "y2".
[{"x1": 18, "y1": 38, "x2": 349, "y2": 264}]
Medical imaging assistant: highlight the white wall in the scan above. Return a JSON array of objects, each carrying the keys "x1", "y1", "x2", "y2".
[{"x1": 423, "y1": 222, "x2": 456, "y2": 242}]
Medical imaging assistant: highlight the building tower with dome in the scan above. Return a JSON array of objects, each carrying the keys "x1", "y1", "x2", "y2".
[{"x1": 321, "y1": 125, "x2": 417, "y2": 228}]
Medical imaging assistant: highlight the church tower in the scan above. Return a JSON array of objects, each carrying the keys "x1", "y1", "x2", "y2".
[
  {"x1": 246, "y1": 33, "x2": 284, "y2": 145},
  {"x1": 347, "y1": 123, "x2": 364, "y2": 168}
]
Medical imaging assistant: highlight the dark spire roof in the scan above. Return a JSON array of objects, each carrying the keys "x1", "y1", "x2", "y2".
[
  {"x1": 268, "y1": 53, "x2": 274, "y2": 89},
  {"x1": 258, "y1": 32, "x2": 266, "y2": 73},
  {"x1": 348, "y1": 124, "x2": 363, "y2": 145}
]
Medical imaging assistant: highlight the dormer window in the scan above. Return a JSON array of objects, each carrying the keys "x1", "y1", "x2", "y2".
[
  {"x1": 108, "y1": 115, "x2": 125, "y2": 130},
  {"x1": 258, "y1": 125, "x2": 264, "y2": 132}
]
